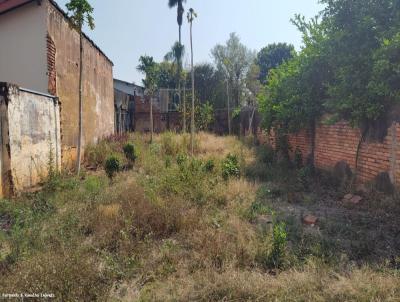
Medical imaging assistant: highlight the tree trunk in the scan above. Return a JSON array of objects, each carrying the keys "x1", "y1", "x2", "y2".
[
  {"x1": 190, "y1": 21, "x2": 195, "y2": 155},
  {"x1": 248, "y1": 107, "x2": 256, "y2": 135},
  {"x1": 76, "y1": 33, "x2": 83, "y2": 174},
  {"x1": 183, "y1": 85, "x2": 186, "y2": 132},
  {"x1": 226, "y1": 81, "x2": 231, "y2": 135},
  {"x1": 150, "y1": 96, "x2": 154, "y2": 143}
]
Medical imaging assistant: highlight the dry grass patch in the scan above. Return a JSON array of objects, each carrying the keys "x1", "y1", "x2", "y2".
[{"x1": 139, "y1": 264, "x2": 400, "y2": 302}]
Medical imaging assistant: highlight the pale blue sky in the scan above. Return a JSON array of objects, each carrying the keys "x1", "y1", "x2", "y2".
[{"x1": 57, "y1": 0, "x2": 324, "y2": 85}]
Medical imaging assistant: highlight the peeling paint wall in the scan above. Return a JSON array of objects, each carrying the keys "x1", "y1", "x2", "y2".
[
  {"x1": 0, "y1": 83, "x2": 61, "y2": 197},
  {"x1": 46, "y1": 0, "x2": 114, "y2": 168}
]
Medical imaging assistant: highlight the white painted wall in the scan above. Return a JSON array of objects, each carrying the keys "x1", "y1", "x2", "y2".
[
  {"x1": 0, "y1": 1, "x2": 48, "y2": 93},
  {"x1": 6, "y1": 86, "x2": 61, "y2": 192}
]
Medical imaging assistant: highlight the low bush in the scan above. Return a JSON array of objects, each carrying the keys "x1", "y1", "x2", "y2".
[
  {"x1": 104, "y1": 156, "x2": 121, "y2": 181},
  {"x1": 123, "y1": 143, "x2": 137, "y2": 165},
  {"x1": 203, "y1": 159, "x2": 215, "y2": 173},
  {"x1": 222, "y1": 154, "x2": 240, "y2": 180}
]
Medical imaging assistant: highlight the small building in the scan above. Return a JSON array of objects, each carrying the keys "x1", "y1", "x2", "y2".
[
  {"x1": 0, "y1": 0, "x2": 115, "y2": 168},
  {"x1": 113, "y1": 79, "x2": 144, "y2": 133}
]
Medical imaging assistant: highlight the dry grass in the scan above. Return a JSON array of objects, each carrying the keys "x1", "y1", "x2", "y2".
[
  {"x1": 139, "y1": 264, "x2": 400, "y2": 302},
  {"x1": 1, "y1": 132, "x2": 399, "y2": 302}
]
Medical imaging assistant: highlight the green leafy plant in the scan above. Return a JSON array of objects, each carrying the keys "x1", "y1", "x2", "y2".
[
  {"x1": 176, "y1": 153, "x2": 188, "y2": 167},
  {"x1": 123, "y1": 143, "x2": 137, "y2": 166},
  {"x1": 268, "y1": 222, "x2": 287, "y2": 269},
  {"x1": 203, "y1": 159, "x2": 215, "y2": 173},
  {"x1": 195, "y1": 101, "x2": 214, "y2": 131},
  {"x1": 104, "y1": 156, "x2": 120, "y2": 181},
  {"x1": 222, "y1": 154, "x2": 240, "y2": 180}
]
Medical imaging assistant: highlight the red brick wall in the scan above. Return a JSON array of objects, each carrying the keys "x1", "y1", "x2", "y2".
[
  {"x1": 314, "y1": 121, "x2": 360, "y2": 170},
  {"x1": 134, "y1": 96, "x2": 182, "y2": 133},
  {"x1": 46, "y1": 33, "x2": 56, "y2": 96},
  {"x1": 259, "y1": 120, "x2": 400, "y2": 185},
  {"x1": 288, "y1": 129, "x2": 313, "y2": 162}
]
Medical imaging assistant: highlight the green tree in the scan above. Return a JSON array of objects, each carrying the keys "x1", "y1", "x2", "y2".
[
  {"x1": 256, "y1": 43, "x2": 295, "y2": 84},
  {"x1": 259, "y1": 15, "x2": 330, "y2": 159},
  {"x1": 137, "y1": 55, "x2": 159, "y2": 143},
  {"x1": 212, "y1": 33, "x2": 255, "y2": 135},
  {"x1": 66, "y1": 0, "x2": 95, "y2": 174},
  {"x1": 212, "y1": 33, "x2": 256, "y2": 108},
  {"x1": 319, "y1": 0, "x2": 400, "y2": 126},
  {"x1": 192, "y1": 63, "x2": 226, "y2": 108}
]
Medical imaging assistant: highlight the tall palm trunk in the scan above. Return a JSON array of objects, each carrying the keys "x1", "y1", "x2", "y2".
[
  {"x1": 190, "y1": 19, "x2": 195, "y2": 155},
  {"x1": 178, "y1": 23, "x2": 183, "y2": 132},
  {"x1": 177, "y1": 25, "x2": 182, "y2": 132},
  {"x1": 77, "y1": 33, "x2": 83, "y2": 174}
]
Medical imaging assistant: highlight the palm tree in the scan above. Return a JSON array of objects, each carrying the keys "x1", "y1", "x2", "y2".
[
  {"x1": 168, "y1": 0, "x2": 186, "y2": 131},
  {"x1": 66, "y1": 0, "x2": 95, "y2": 174},
  {"x1": 187, "y1": 8, "x2": 197, "y2": 155},
  {"x1": 168, "y1": 0, "x2": 186, "y2": 45}
]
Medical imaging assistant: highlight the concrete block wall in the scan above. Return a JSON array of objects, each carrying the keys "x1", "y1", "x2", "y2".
[{"x1": 0, "y1": 83, "x2": 61, "y2": 197}]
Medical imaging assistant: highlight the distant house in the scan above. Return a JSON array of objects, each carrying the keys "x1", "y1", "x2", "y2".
[
  {"x1": 113, "y1": 79, "x2": 144, "y2": 133},
  {"x1": 0, "y1": 0, "x2": 114, "y2": 168}
]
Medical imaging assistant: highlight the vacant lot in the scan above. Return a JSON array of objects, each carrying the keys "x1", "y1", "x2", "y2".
[{"x1": 1, "y1": 133, "x2": 399, "y2": 301}]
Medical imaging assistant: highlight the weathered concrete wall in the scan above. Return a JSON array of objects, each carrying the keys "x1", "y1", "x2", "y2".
[
  {"x1": 46, "y1": 0, "x2": 114, "y2": 168},
  {"x1": 0, "y1": 1, "x2": 48, "y2": 92},
  {"x1": 0, "y1": 83, "x2": 61, "y2": 197}
]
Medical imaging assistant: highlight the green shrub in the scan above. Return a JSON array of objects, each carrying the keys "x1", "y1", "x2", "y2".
[
  {"x1": 297, "y1": 166, "x2": 312, "y2": 191},
  {"x1": 269, "y1": 222, "x2": 287, "y2": 268},
  {"x1": 176, "y1": 153, "x2": 188, "y2": 167},
  {"x1": 123, "y1": 143, "x2": 137, "y2": 164},
  {"x1": 222, "y1": 154, "x2": 240, "y2": 180},
  {"x1": 256, "y1": 221, "x2": 288, "y2": 270},
  {"x1": 165, "y1": 156, "x2": 172, "y2": 168},
  {"x1": 204, "y1": 159, "x2": 215, "y2": 173},
  {"x1": 104, "y1": 156, "x2": 120, "y2": 181}
]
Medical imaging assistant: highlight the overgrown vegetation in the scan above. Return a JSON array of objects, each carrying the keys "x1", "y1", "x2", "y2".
[
  {"x1": 0, "y1": 133, "x2": 399, "y2": 301},
  {"x1": 260, "y1": 0, "x2": 400, "y2": 136}
]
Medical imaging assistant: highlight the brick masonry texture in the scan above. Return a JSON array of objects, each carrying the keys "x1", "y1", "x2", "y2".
[{"x1": 258, "y1": 119, "x2": 400, "y2": 185}]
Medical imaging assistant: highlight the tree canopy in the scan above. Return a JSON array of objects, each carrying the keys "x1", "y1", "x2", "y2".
[
  {"x1": 66, "y1": 0, "x2": 94, "y2": 31},
  {"x1": 256, "y1": 43, "x2": 295, "y2": 84},
  {"x1": 211, "y1": 33, "x2": 256, "y2": 107},
  {"x1": 259, "y1": 0, "x2": 400, "y2": 135}
]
